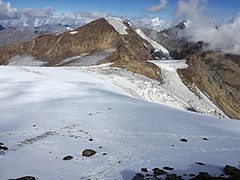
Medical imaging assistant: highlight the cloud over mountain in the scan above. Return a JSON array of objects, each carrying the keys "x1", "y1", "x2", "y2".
[
  {"x1": 0, "y1": 0, "x2": 18, "y2": 20},
  {"x1": 174, "y1": 0, "x2": 240, "y2": 55},
  {"x1": 147, "y1": 0, "x2": 168, "y2": 12}
]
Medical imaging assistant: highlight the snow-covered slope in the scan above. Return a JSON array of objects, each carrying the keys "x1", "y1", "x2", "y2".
[
  {"x1": 105, "y1": 17, "x2": 128, "y2": 35},
  {"x1": 135, "y1": 28, "x2": 170, "y2": 55},
  {"x1": 8, "y1": 55, "x2": 47, "y2": 66},
  {"x1": 86, "y1": 61, "x2": 225, "y2": 117},
  {"x1": 0, "y1": 66, "x2": 239, "y2": 180}
]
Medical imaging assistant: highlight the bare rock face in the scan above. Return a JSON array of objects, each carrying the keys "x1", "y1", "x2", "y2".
[
  {"x1": 0, "y1": 42, "x2": 32, "y2": 65},
  {"x1": 178, "y1": 51, "x2": 240, "y2": 119},
  {"x1": 34, "y1": 18, "x2": 153, "y2": 65},
  {"x1": 32, "y1": 18, "x2": 121, "y2": 65},
  {"x1": 0, "y1": 18, "x2": 163, "y2": 82},
  {"x1": 111, "y1": 58, "x2": 163, "y2": 83},
  {"x1": 82, "y1": 149, "x2": 97, "y2": 157}
]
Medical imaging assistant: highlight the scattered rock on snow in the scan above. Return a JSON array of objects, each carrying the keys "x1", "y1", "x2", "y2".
[
  {"x1": 133, "y1": 173, "x2": 145, "y2": 180},
  {"x1": 195, "y1": 162, "x2": 206, "y2": 166},
  {"x1": 141, "y1": 168, "x2": 148, "y2": 172},
  {"x1": 223, "y1": 165, "x2": 240, "y2": 176},
  {"x1": 191, "y1": 172, "x2": 213, "y2": 180},
  {"x1": 163, "y1": 166, "x2": 174, "y2": 171},
  {"x1": 180, "y1": 138, "x2": 188, "y2": 142},
  {"x1": 63, "y1": 155, "x2": 73, "y2": 160},
  {"x1": 0, "y1": 143, "x2": 8, "y2": 151},
  {"x1": 166, "y1": 173, "x2": 182, "y2": 180},
  {"x1": 82, "y1": 149, "x2": 96, "y2": 157},
  {"x1": 152, "y1": 168, "x2": 167, "y2": 176},
  {"x1": 10, "y1": 176, "x2": 37, "y2": 180},
  {"x1": 189, "y1": 174, "x2": 195, "y2": 177}
]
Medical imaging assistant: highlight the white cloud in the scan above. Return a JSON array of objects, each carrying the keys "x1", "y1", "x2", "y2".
[
  {"x1": 0, "y1": 0, "x2": 18, "y2": 20},
  {"x1": 129, "y1": 16, "x2": 170, "y2": 31},
  {"x1": 173, "y1": 0, "x2": 208, "y2": 22},
  {"x1": 21, "y1": 7, "x2": 54, "y2": 18},
  {"x1": 174, "y1": 0, "x2": 240, "y2": 55},
  {"x1": 151, "y1": 17, "x2": 167, "y2": 28},
  {"x1": 181, "y1": 14, "x2": 240, "y2": 55},
  {"x1": 0, "y1": 0, "x2": 54, "y2": 21},
  {"x1": 147, "y1": 0, "x2": 168, "y2": 12}
]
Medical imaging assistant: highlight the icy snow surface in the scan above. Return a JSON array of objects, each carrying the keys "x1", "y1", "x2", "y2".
[
  {"x1": 0, "y1": 65, "x2": 240, "y2": 180},
  {"x1": 135, "y1": 28, "x2": 170, "y2": 55},
  {"x1": 69, "y1": 31, "x2": 78, "y2": 34},
  {"x1": 105, "y1": 17, "x2": 128, "y2": 35}
]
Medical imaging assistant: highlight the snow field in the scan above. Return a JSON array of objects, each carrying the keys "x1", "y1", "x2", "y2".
[{"x1": 0, "y1": 66, "x2": 240, "y2": 179}]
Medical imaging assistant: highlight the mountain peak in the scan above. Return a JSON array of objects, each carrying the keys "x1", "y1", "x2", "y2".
[
  {"x1": 0, "y1": 24, "x2": 5, "y2": 31},
  {"x1": 104, "y1": 17, "x2": 128, "y2": 35},
  {"x1": 174, "y1": 20, "x2": 192, "y2": 30}
]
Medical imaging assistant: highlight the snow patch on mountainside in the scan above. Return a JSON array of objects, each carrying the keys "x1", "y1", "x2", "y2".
[
  {"x1": 105, "y1": 17, "x2": 128, "y2": 35},
  {"x1": 55, "y1": 49, "x2": 116, "y2": 67},
  {"x1": 183, "y1": 20, "x2": 192, "y2": 28},
  {"x1": 150, "y1": 60, "x2": 225, "y2": 117},
  {"x1": 0, "y1": 66, "x2": 239, "y2": 180},
  {"x1": 69, "y1": 31, "x2": 78, "y2": 34},
  {"x1": 8, "y1": 55, "x2": 47, "y2": 66},
  {"x1": 135, "y1": 28, "x2": 169, "y2": 55}
]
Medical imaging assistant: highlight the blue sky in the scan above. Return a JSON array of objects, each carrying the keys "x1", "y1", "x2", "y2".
[{"x1": 5, "y1": 0, "x2": 240, "y2": 20}]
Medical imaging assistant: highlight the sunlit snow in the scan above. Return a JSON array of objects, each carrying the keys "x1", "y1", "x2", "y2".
[
  {"x1": 0, "y1": 66, "x2": 239, "y2": 180},
  {"x1": 105, "y1": 17, "x2": 128, "y2": 35}
]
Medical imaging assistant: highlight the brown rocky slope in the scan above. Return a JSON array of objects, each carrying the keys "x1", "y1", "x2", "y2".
[
  {"x1": 0, "y1": 18, "x2": 162, "y2": 82},
  {"x1": 178, "y1": 51, "x2": 240, "y2": 119}
]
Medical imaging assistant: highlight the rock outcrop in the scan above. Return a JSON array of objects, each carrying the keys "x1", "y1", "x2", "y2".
[
  {"x1": 0, "y1": 18, "x2": 163, "y2": 81},
  {"x1": 142, "y1": 21, "x2": 206, "y2": 60},
  {"x1": 178, "y1": 51, "x2": 240, "y2": 119},
  {"x1": 0, "y1": 24, "x2": 5, "y2": 31},
  {"x1": 143, "y1": 21, "x2": 240, "y2": 119}
]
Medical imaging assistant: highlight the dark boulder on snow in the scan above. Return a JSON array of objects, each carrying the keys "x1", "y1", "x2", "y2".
[
  {"x1": 223, "y1": 165, "x2": 240, "y2": 176},
  {"x1": 0, "y1": 143, "x2": 8, "y2": 151},
  {"x1": 180, "y1": 138, "x2": 188, "y2": 142},
  {"x1": 163, "y1": 166, "x2": 174, "y2": 171},
  {"x1": 166, "y1": 173, "x2": 183, "y2": 180},
  {"x1": 10, "y1": 176, "x2": 36, "y2": 180},
  {"x1": 63, "y1": 155, "x2": 73, "y2": 160},
  {"x1": 152, "y1": 168, "x2": 167, "y2": 176},
  {"x1": 82, "y1": 149, "x2": 97, "y2": 157}
]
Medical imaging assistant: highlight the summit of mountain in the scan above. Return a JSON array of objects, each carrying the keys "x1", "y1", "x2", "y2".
[
  {"x1": 0, "y1": 17, "x2": 172, "y2": 82},
  {"x1": 0, "y1": 24, "x2": 5, "y2": 31}
]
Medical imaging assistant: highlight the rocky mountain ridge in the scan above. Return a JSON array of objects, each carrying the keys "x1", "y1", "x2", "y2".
[
  {"x1": 0, "y1": 18, "x2": 166, "y2": 82},
  {"x1": 143, "y1": 21, "x2": 240, "y2": 119}
]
